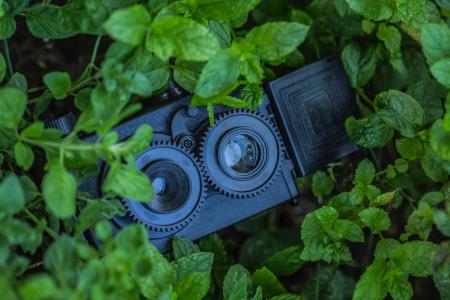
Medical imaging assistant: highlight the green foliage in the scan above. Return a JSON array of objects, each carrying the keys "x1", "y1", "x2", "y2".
[{"x1": 0, "y1": 0, "x2": 448, "y2": 299}]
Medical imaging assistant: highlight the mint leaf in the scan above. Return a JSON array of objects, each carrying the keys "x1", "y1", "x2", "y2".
[
  {"x1": 42, "y1": 163, "x2": 76, "y2": 219},
  {"x1": 430, "y1": 58, "x2": 450, "y2": 88},
  {"x1": 421, "y1": 23, "x2": 450, "y2": 65},
  {"x1": 359, "y1": 207, "x2": 391, "y2": 233},
  {"x1": 172, "y1": 237, "x2": 200, "y2": 259},
  {"x1": 104, "y1": 5, "x2": 150, "y2": 46},
  {"x1": 333, "y1": 219, "x2": 364, "y2": 242},
  {"x1": 396, "y1": 137, "x2": 424, "y2": 160},
  {"x1": 103, "y1": 162, "x2": 153, "y2": 202},
  {"x1": 353, "y1": 259, "x2": 389, "y2": 300},
  {"x1": 312, "y1": 170, "x2": 334, "y2": 198},
  {"x1": 195, "y1": 49, "x2": 241, "y2": 98},
  {"x1": 252, "y1": 267, "x2": 287, "y2": 298},
  {"x1": 25, "y1": 4, "x2": 76, "y2": 39},
  {"x1": 14, "y1": 142, "x2": 34, "y2": 170},
  {"x1": 240, "y1": 53, "x2": 264, "y2": 83},
  {"x1": 345, "y1": 0, "x2": 394, "y2": 21},
  {"x1": 0, "y1": 87, "x2": 27, "y2": 129},
  {"x1": 407, "y1": 80, "x2": 446, "y2": 125},
  {"x1": 354, "y1": 159, "x2": 376, "y2": 185},
  {"x1": 224, "y1": 265, "x2": 252, "y2": 300},
  {"x1": 420, "y1": 147, "x2": 448, "y2": 182},
  {"x1": 173, "y1": 271, "x2": 210, "y2": 300},
  {"x1": 262, "y1": 246, "x2": 304, "y2": 277},
  {"x1": 341, "y1": 43, "x2": 378, "y2": 88},
  {"x1": 374, "y1": 90, "x2": 424, "y2": 137},
  {"x1": 345, "y1": 114, "x2": 394, "y2": 148},
  {"x1": 138, "y1": 243, "x2": 174, "y2": 299},
  {"x1": 147, "y1": 16, "x2": 220, "y2": 61},
  {"x1": 390, "y1": 241, "x2": 438, "y2": 277},
  {"x1": 244, "y1": 22, "x2": 309, "y2": 62},
  {"x1": 0, "y1": 15, "x2": 16, "y2": 39},
  {"x1": 43, "y1": 72, "x2": 71, "y2": 100},
  {"x1": 194, "y1": 0, "x2": 261, "y2": 20},
  {"x1": 0, "y1": 175, "x2": 24, "y2": 216}
]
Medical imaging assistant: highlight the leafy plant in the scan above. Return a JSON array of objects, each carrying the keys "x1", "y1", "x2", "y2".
[{"x1": 0, "y1": 0, "x2": 449, "y2": 299}]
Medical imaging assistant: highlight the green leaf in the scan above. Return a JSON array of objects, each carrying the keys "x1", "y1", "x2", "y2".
[
  {"x1": 194, "y1": 0, "x2": 261, "y2": 20},
  {"x1": 396, "y1": 137, "x2": 424, "y2": 160},
  {"x1": 241, "y1": 84, "x2": 264, "y2": 110},
  {"x1": 0, "y1": 87, "x2": 27, "y2": 129},
  {"x1": 172, "y1": 237, "x2": 200, "y2": 259},
  {"x1": 25, "y1": 4, "x2": 76, "y2": 39},
  {"x1": 374, "y1": 90, "x2": 424, "y2": 137},
  {"x1": 173, "y1": 271, "x2": 210, "y2": 300},
  {"x1": 315, "y1": 207, "x2": 339, "y2": 231},
  {"x1": 262, "y1": 246, "x2": 304, "y2": 277},
  {"x1": 405, "y1": 202, "x2": 434, "y2": 240},
  {"x1": 390, "y1": 241, "x2": 438, "y2": 277},
  {"x1": 421, "y1": 23, "x2": 450, "y2": 65},
  {"x1": 42, "y1": 163, "x2": 76, "y2": 219},
  {"x1": 354, "y1": 159, "x2": 376, "y2": 185},
  {"x1": 420, "y1": 147, "x2": 448, "y2": 182},
  {"x1": 44, "y1": 235, "x2": 77, "y2": 285},
  {"x1": 433, "y1": 261, "x2": 450, "y2": 300},
  {"x1": 227, "y1": 276, "x2": 248, "y2": 300},
  {"x1": 43, "y1": 72, "x2": 71, "y2": 100},
  {"x1": 252, "y1": 267, "x2": 287, "y2": 298},
  {"x1": 386, "y1": 271, "x2": 413, "y2": 300},
  {"x1": 18, "y1": 274, "x2": 57, "y2": 300},
  {"x1": 147, "y1": 16, "x2": 220, "y2": 61},
  {"x1": 0, "y1": 53, "x2": 6, "y2": 82},
  {"x1": 14, "y1": 142, "x2": 34, "y2": 170},
  {"x1": 353, "y1": 259, "x2": 389, "y2": 300},
  {"x1": 224, "y1": 265, "x2": 252, "y2": 300},
  {"x1": 244, "y1": 22, "x2": 309, "y2": 62},
  {"x1": 269, "y1": 295, "x2": 301, "y2": 300},
  {"x1": 377, "y1": 23, "x2": 401, "y2": 55},
  {"x1": 0, "y1": 15, "x2": 16, "y2": 39},
  {"x1": 372, "y1": 191, "x2": 395, "y2": 206},
  {"x1": 345, "y1": 114, "x2": 393, "y2": 148},
  {"x1": 138, "y1": 243, "x2": 174, "y2": 299},
  {"x1": 103, "y1": 162, "x2": 153, "y2": 202},
  {"x1": 407, "y1": 80, "x2": 446, "y2": 125},
  {"x1": 430, "y1": 58, "x2": 450, "y2": 88},
  {"x1": 312, "y1": 170, "x2": 334, "y2": 198},
  {"x1": 21, "y1": 121, "x2": 44, "y2": 138},
  {"x1": 433, "y1": 209, "x2": 450, "y2": 237},
  {"x1": 0, "y1": 175, "x2": 24, "y2": 216},
  {"x1": 345, "y1": 0, "x2": 394, "y2": 21},
  {"x1": 341, "y1": 43, "x2": 378, "y2": 88},
  {"x1": 333, "y1": 219, "x2": 364, "y2": 242},
  {"x1": 359, "y1": 207, "x2": 391, "y2": 234},
  {"x1": 240, "y1": 53, "x2": 264, "y2": 84},
  {"x1": 173, "y1": 252, "x2": 214, "y2": 281},
  {"x1": 104, "y1": 4, "x2": 151, "y2": 46},
  {"x1": 195, "y1": 49, "x2": 241, "y2": 98}
]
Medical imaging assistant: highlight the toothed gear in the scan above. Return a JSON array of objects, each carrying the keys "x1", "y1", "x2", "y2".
[
  {"x1": 123, "y1": 140, "x2": 205, "y2": 234},
  {"x1": 200, "y1": 109, "x2": 284, "y2": 198}
]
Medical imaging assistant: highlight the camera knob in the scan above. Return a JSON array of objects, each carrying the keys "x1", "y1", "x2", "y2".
[{"x1": 152, "y1": 177, "x2": 167, "y2": 195}]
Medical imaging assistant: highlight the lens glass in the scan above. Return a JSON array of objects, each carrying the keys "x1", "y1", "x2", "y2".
[
  {"x1": 222, "y1": 134, "x2": 260, "y2": 174},
  {"x1": 143, "y1": 160, "x2": 190, "y2": 213}
]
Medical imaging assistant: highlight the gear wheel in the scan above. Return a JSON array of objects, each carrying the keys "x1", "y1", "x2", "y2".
[
  {"x1": 123, "y1": 140, "x2": 206, "y2": 236},
  {"x1": 200, "y1": 109, "x2": 285, "y2": 199}
]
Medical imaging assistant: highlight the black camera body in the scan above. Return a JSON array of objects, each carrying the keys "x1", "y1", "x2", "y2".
[{"x1": 51, "y1": 56, "x2": 358, "y2": 252}]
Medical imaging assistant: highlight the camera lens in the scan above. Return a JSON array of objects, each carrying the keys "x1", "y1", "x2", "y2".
[
  {"x1": 144, "y1": 160, "x2": 190, "y2": 213},
  {"x1": 222, "y1": 134, "x2": 260, "y2": 174}
]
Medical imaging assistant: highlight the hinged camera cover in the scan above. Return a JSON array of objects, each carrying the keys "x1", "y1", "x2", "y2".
[{"x1": 268, "y1": 56, "x2": 358, "y2": 175}]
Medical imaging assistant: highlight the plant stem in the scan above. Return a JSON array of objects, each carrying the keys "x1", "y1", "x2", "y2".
[
  {"x1": 2, "y1": 39, "x2": 13, "y2": 78},
  {"x1": 24, "y1": 208, "x2": 59, "y2": 240},
  {"x1": 356, "y1": 88, "x2": 374, "y2": 108}
]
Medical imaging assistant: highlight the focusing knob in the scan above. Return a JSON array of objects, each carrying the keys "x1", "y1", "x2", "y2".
[
  {"x1": 119, "y1": 140, "x2": 205, "y2": 237},
  {"x1": 199, "y1": 109, "x2": 284, "y2": 198}
]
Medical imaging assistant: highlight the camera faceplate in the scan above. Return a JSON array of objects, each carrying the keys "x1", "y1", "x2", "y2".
[{"x1": 70, "y1": 56, "x2": 358, "y2": 252}]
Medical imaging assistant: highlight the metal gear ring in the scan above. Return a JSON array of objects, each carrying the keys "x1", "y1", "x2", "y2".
[
  {"x1": 122, "y1": 140, "x2": 206, "y2": 236},
  {"x1": 200, "y1": 109, "x2": 285, "y2": 199}
]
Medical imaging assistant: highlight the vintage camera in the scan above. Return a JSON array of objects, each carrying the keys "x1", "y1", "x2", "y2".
[{"x1": 49, "y1": 56, "x2": 358, "y2": 252}]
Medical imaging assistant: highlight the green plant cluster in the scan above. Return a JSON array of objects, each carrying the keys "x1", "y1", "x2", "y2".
[{"x1": 0, "y1": 0, "x2": 449, "y2": 299}]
